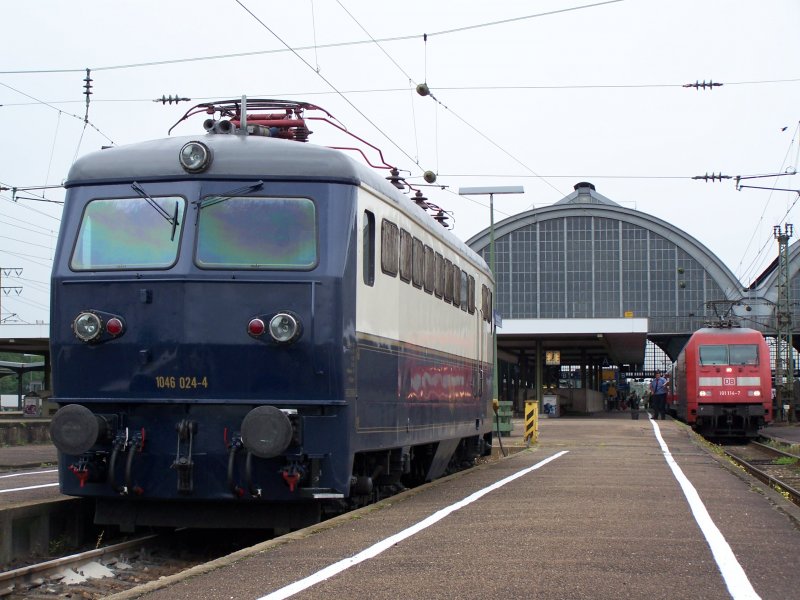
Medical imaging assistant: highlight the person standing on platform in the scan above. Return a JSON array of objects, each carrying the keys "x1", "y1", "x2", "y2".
[{"x1": 650, "y1": 370, "x2": 668, "y2": 420}]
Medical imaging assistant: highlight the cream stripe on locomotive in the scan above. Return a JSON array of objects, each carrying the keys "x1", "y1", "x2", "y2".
[
  {"x1": 698, "y1": 376, "x2": 762, "y2": 386},
  {"x1": 355, "y1": 184, "x2": 492, "y2": 362}
]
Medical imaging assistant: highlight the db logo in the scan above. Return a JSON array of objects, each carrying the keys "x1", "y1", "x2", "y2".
[{"x1": 723, "y1": 378, "x2": 735, "y2": 386}]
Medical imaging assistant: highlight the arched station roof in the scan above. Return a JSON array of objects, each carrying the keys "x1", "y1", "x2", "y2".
[{"x1": 466, "y1": 182, "x2": 746, "y2": 362}]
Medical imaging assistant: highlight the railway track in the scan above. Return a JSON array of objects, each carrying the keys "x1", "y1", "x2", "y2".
[
  {"x1": 722, "y1": 440, "x2": 800, "y2": 507},
  {"x1": 0, "y1": 528, "x2": 271, "y2": 599}
]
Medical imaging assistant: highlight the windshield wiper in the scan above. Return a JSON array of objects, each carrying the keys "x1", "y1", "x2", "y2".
[
  {"x1": 196, "y1": 180, "x2": 265, "y2": 210},
  {"x1": 131, "y1": 182, "x2": 181, "y2": 241}
]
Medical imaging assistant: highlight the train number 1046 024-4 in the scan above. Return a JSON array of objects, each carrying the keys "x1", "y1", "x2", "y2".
[{"x1": 155, "y1": 375, "x2": 209, "y2": 390}]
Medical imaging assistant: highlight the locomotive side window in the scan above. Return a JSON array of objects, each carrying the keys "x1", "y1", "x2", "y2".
[
  {"x1": 444, "y1": 259, "x2": 454, "y2": 303},
  {"x1": 71, "y1": 196, "x2": 186, "y2": 270},
  {"x1": 381, "y1": 219, "x2": 399, "y2": 276},
  {"x1": 729, "y1": 345, "x2": 759, "y2": 365},
  {"x1": 197, "y1": 196, "x2": 316, "y2": 269},
  {"x1": 411, "y1": 237, "x2": 424, "y2": 289},
  {"x1": 374, "y1": 217, "x2": 486, "y2": 316},
  {"x1": 423, "y1": 245, "x2": 435, "y2": 294},
  {"x1": 460, "y1": 270, "x2": 468, "y2": 312},
  {"x1": 452, "y1": 264, "x2": 461, "y2": 307},
  {"x1": 434, "y1": 252, "x2": 445, "y2": 298},
  {"x1": 399, "y1": 228, "x2": 412, "y2": 283},
  {"x1": 363, "y1": 211, "x2": 375, "y2": 286},
  {"x1": 481, "y1": 284, "x2": 493, "y2": 323},
  {"x1": 468, "y1": 275, "x2": 476, "y2": 314},
  {"x1": 699, "y1": 345, "x2": 728, "y2": 365}
]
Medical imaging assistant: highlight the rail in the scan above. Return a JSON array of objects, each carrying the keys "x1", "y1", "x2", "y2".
[{"x1": 723, "y1": 442, "x2": 800, "y2": 508}]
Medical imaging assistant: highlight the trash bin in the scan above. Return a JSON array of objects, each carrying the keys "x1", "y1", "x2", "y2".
[{"x1": 630, "y1": 397, "x2": 640, "y2": 420}]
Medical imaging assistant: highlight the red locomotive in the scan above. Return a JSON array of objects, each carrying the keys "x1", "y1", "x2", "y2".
[{"x1": 670, "y1": 327, "x2": 772, "y2": 437}]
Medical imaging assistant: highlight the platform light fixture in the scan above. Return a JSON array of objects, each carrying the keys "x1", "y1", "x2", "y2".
[{"x1": 458, "y1": 186, "x2": 525, "y2": 412}]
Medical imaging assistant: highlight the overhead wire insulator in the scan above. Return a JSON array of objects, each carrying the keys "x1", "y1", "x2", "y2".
[
  {"x1": 692, "y1": 172, "x2": 731, "y2": 182},
  {"x1": 83, "y1": 68, "x2": 93, "y2": 123},
  {"x1": 682, "y1": 80, "x2": 723, "y2": 90},
  {"x1": 154, "y1": 95, "x2": 192, "y2": 105}
]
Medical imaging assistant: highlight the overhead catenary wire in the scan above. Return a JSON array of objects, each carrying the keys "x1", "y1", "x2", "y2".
[
  {"x1": 44, "y1": 111, "x2": 62, "y2": 194},
  {"x1": 737, "y1": 193, "x2": 800, "y2": 287},
  {"x1": 0, "y1": 81, "x2": 113, "y2": 144},
  {"x1": 0, "y1": 234, "x2": 59, "y2": 252},
  {"x1": 233, "y1": 0, "x2": 421, "y2": 169},
  {"x1": 0, "y1": 249, "x2": 54, "y2": 269},
  {"x1": 0, "y1": 0, "x2": 626, "y2": 76},
  {"x1": 310, "y1": 0, "x2": 321, "y2": 73},
  {"x1": 335, "y1": 0, "x2": 424, "y2": 166},
  {"x1": 330, "y1": 0, "x2": 563, "y2": 195},
  {"x1": 734, "y1": 121, "x2": 800, "y2": 283},
  {"x1": 0, "y1": 218, "x2": 58, "y2": 240},
  {"x1": 0, "y1": 201, "x2": 61, "y2": 229},
  {"x1": 3, "y1": 77, "x2": 799, "y2": 109},
  {"x1": 0, "y1": 194, "x2": 63, "y2": 223}
]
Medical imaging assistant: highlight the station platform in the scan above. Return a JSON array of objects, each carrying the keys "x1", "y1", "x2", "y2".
[
  {"x1": 759, "y1": 421, "x2": 800, "y2": 446},
  {"x1": 97, "y1": 412, "x2": 800, "y2": 600},
  {"x1": 0, "y1": 441, "x2": 56, "y2": 471}
]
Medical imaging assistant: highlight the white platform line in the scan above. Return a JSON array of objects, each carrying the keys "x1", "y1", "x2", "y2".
[
  {"x1": 0, "y1": 468, "x2": 58, "y2": 479},
  {"x1": 258, "y1": 450, "x2": 570, "y2": 600},
  {"x1": 649, "y1": 417, "x2": 760, "y2": 600},
  {"x1": 0, "y1": 482, "x2": 59, "y2": 494}
]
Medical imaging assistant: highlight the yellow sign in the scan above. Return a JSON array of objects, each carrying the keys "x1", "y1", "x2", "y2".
[
  {"x1": 545, "y1": 350, "x2": 561, "y2": 365},
  {"x1": 624, "y1": 310, "x2": 634, "y2": 318},
  {"x1": 602, "y1": 368, "x2": 617, "y2": 381}
]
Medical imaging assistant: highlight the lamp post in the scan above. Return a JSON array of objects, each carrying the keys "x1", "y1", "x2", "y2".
[{"x1": 458, "y1": 186, "x2": 525, "y2": 411}]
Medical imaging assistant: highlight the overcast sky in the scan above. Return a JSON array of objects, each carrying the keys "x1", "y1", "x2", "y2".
[{"x1": 1, "y1": 0, "x2": 798, "y2": 325}]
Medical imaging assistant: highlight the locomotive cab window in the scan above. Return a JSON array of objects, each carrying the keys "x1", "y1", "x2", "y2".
[
  {"x1": 729, "y1": 344, "x2": 759, "y2": 365},
  {"x1": 71, "y1": 196, "x2": 186, "y2": 270},
  {"x1": 197, "y1": 196, "x2": 317, "y2": 269},
  {"x1": 698, "y1": 345, "x2": 728, "y2": 366}
]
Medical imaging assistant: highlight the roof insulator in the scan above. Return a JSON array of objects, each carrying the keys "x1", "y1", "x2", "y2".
[{"x1": 387, "y1": 168, "x2": 405, "y2": 190}]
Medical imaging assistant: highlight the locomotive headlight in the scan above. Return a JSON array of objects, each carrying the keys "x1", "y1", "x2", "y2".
[
  {"x1": 73, "y1": 312, "x2": 102, "y2": 342},
  {"x1": 699, "y1": 390, "x2": 710, "y2": 397},
  {"x1": 179, "y1": 141, "x2": 212, "y2": 173},
  {"x1": 269, "y1": 312, "x2": 302, "y2": 344}
]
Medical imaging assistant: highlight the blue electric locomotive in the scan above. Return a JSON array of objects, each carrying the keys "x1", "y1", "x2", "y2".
[{"x1": 48, "y1": 99, "x2": 495, "y2": 531}]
